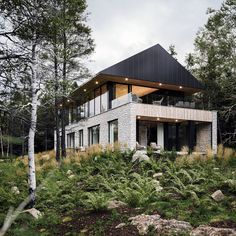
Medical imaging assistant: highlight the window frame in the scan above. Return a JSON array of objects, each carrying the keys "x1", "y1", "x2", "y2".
[
  {"x1": 108, "y1": 119, "x2": 118, "y2": 143},
  {"x1": 88, "y1": 124, "x2": 100, "y2": 146},
  {"x1": 67, "y1": 132, "x2": 75, "y2": 148},
  {"x1": 79, "y1": 129, "x2": 83, "y2": 147}
]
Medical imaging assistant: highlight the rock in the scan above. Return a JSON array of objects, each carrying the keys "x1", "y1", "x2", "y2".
[
  {"x1": 129, "y1": 214, "x2": 192, "y2": 235},
  {"x1": 191, "y1": 226, "x2": 236, "y2": 236},
  {"x1": 11, "y1": 186, "x2": 20, "y2": 195},
  {"x1": 152, "y1": 180, "x2": 163, "y2": 192},
  {"x1": 211, "y1": 190, "x2": 225, "y2": 202},
  {"x1": 155, "y1": 219, "x2": 192, "y2": 235},
  {"x1": 129, "y1": 214, "x2": 161, "y2": 235},
  {"x1": 153, "y1": 172, "x2": 163, "y2": 178},
  {"x1": 115, "y1": 223, "x2": 126, "y2": 229},
  {"x1": 80, "y1": 228, "x2": 88, "y2": 233},
  {"x1": 213, "y1": 167, "x2": 220, "y2": 171},
  {"x1": 132, "y1": 150, "x2": 150, "y2": 163},
  {"x1": 66, "y1": 170, "x2": 73, "y2": 175},
  {"x1": 23, "y1": 208, "x2": 42, "y2": 219},
  {"x1": 68, "y1": 174, "x2": 75, "y2": 179},
  {"x1": 62, "y1": 216, "x2": 72, "y2": 222},
  {"x1": 107, "y1": 200, "x2": 127, "y2": 209}
]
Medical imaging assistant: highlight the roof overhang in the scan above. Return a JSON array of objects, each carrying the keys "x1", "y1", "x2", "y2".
[{"x1": 70, "y1": 73, "x2": 204, "y2": 100}]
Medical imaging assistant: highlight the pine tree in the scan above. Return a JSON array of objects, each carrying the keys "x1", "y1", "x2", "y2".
[{"x1": 186, "y1": 0, "x2": 236, "y2": 146}]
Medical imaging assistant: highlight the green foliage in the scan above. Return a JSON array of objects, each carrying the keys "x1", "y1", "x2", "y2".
[
  {"x1": 81, "y1": 192, "x2": 109, "y2": 212},
  {"x1": 1, "y1": 149, "x2": 236, "y2": 234},
  {"x1": 186, "y1": 0, "x2": 236, "y2": 146}
]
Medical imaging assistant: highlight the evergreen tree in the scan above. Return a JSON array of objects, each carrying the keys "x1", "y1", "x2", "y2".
[{"x1": 186, "y1": 0, "x2": 236, "y2": 146}]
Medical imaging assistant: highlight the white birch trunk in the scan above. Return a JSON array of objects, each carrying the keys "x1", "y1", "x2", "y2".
[
  {"x1": 0, "y1": 127, "x2": 4, "y2": 157},
  {"x1": 28, "y1": 42, "x2": 38, "y2": 206}
]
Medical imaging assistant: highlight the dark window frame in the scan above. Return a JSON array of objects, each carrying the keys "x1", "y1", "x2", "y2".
[
  {"x1": 108, "y1": 119, "x2": 118, "y2": 143},
  {"x1": 67, "y1": 132, "x2": 75, "y2": 148},
  {"x1": 88, "y1": 124, "x2": 100, "y2": 146},
  {"x1": 79, "y1": 129, "x2": 83, "y2": 147}
]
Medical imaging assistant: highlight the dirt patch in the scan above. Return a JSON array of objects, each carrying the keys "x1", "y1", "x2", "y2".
[
  {"x1": 209, "y1": 220, "x2": 236, "y2": 229},
  {"x1": 56, "y1": 207, "x2": 142, "y2": 235}
]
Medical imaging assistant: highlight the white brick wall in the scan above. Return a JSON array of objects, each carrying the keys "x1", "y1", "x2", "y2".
[
  {"x1": 64, "y1": 103, "x2": 135, "y2": 149},
  {"x1": 55, "y1": 102, "x2": 217, "y2": 152}
]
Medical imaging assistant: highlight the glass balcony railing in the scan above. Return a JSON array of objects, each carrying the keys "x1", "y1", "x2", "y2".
[{"x1": 111, "y1": 92, "x2": 204, "y2": 110}]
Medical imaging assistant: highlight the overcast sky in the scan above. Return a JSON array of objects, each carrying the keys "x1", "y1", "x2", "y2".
[{"x1": 86, "y1": 0, "x2": 223, "y2": 74}]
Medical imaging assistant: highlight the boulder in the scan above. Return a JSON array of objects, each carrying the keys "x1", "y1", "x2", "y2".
[
  {"x1": 23, "y1": 208, "x2": 42, "y2": 219},
  {"x1": 129, "y1": 214, "x2": 192, "y2": 235},
  {"x1": 132, "y1": 150, "x2": 150, "y2": 163},
  {"x1": 191, "y1": 226, "x2": 236, "y2": 236},
  {"x1": 129, "y1": 214, "x2": 161, "y2": 235},
  {"x1": 211, "y1": 190, "x2": 225, "y2": 202},
  {"x1": 115, "y1": 223, "x2": 126, "y2": 229},
  {"x1": 153, "y1": 172, "x2": 163, "y2": 178},
  {"x1": 107, "y1": 200, "x2": 127, "y2": 209},
  {"x1": 11, "y1": 186, "x2": 20, "y2": 195}
]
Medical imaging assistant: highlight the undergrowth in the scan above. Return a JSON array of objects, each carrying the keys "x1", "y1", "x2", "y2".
[{"x1": 0, "y1": 145, "x2": 236, "y2": 235}]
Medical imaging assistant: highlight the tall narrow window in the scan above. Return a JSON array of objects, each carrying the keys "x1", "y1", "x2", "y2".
[
  {"x1": 89, "y1": 92, "x2": 95, "y2": 117},
  {"x1": 67, "y1": 132, "x2": 75, "y2": 148},
  {"x1": 109, "y1": 120, "x2": 118, "y2": 143},
  {"x1": 101, "y1": 84, "x2": 108, "y2": 112},
  {"x1": 79, "y1": 129, "x2": 83, "y2": 147},
  {"x1": 88, "y1": 125, "x2": 100, "y2": 146},
  {"x1": 95, "y1": 88, "x2": 100, "y2": 115}
]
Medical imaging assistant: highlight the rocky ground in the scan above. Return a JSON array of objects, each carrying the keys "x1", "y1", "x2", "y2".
[{"x1": 48, "y1": 201, "x2": 236, "y2": 236}]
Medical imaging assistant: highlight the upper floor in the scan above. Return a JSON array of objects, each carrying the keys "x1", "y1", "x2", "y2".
[{"x1": 65, "y1": 44, "x2": 206, "y2": 124}]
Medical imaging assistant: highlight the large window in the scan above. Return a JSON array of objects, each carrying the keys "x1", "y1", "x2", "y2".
[
  {"x1": 67, "y1": 132, "x2": 75, "y2": 148},
  {"x1": 88, "y1": 125, "x2": 100, "y2": 146},
  {"x1": 95, "y1": 88, "x2": 100, "y2": 115},
  {"x1": 101, "y1": 84, "x2": 108, "y2": 112},
  {"x1": 69, "y1": 107, "x2": 78, "y2": 123},
  {"x1": 84, "y1": 102, "x2": 89, "y2": 118},
  {"x1": 89, "y1": 98, "x2": 95, "y2": 117},
  {"x1": 115, "y1": 84, "x2": 128, "y2": 99},
  {"x1": 132, "y1": 85, "x2": 158, "y2": 97},
  {"x1": 79, "y1": 129, "x2": 83, "y2": 147},
  {"x1": 109, "y1": 120, "x2": 118, "y2": 143}
]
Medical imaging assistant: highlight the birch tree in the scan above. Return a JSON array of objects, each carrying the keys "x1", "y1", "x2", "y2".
[{"x1": 0, "y1": 0, "x2": 52, "y2": 206}]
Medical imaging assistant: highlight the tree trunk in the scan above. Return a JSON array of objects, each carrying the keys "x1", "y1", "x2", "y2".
[
  {"x1": 54, "y1": 46, "x2": 61, "y2": 161},
  {"x1": 61, "y1": 2, "x2": 67, "y2": 158},
  {"x1": 0, "y1": 127, "x2": 4, "y2": 157},
  {"x1": 27, "y1": 42, "x2": 38, "y2": 207}
]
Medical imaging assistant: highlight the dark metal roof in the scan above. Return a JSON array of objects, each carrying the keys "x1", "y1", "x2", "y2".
[{"x1": 99, "y1": 44, "x2": 203, "y2": 90}]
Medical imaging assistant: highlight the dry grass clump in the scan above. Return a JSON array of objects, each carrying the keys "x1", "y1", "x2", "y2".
[
  {"x1": 206, "y1": 146, "x2": 215, "y2": 161},
  {"x1": 217, "y1": 144, "x2": 236, "y2": 161},
  {"x1": 86, "y1": 144, "x2": 103, "y2": 156}
]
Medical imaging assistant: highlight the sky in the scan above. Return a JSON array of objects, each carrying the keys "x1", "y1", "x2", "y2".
[{"x1": 86, "y1": 0, "x2": 223, "y2": 74}]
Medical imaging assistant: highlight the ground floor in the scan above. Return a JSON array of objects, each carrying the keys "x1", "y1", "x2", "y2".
[{"x1": 56, "y1": 102, "x2": 217, "y2": 153}]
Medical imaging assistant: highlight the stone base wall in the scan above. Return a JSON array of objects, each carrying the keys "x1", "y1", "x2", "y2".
[{"x1": 196, "y1": 123, "x2": 211, "y2": 152}]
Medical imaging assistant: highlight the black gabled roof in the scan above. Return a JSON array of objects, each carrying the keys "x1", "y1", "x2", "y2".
[{"x1": 98, "y1": 44, "x2": 203, "y2": 90}]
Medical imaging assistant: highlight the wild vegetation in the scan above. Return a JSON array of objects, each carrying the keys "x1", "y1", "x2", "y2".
[{"x1": 0, "y1": 145, "x2": 236, "y2": 235}]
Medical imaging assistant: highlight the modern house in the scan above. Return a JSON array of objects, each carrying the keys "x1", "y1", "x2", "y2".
[{"x1": 57, "y1": 44, "x2": 217, "y2": 153}]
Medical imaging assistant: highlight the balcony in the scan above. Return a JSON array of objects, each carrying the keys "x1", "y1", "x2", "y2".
[{"x1": 111, "y1": 92, "x2": 204, "y2": 110}]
